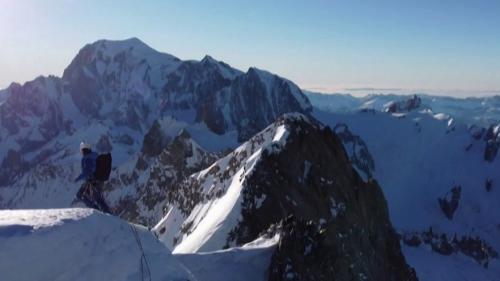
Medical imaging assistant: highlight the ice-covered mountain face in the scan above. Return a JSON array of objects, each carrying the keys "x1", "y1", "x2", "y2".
[
  {"x1": 62, "y1": 37, "x2": 182, "y2": 128},
  {"x1": 162, "y1": 60, "x2": 311, "y2": 141},
  {"x1": 310, "y1": 93, "x2": 500, "y2": 280},
  {"x1": 0, "y1": 38, "x2": 311, "y2": 215},
  {"x1": 63, "y1": 37, "x2": 311, "y2": 139},
  {"x1": 0, "y1": 76, "x2": 69, "y2": 186},
  {"x1": 154, "y1": 113, "x2": 417, "y2": 280}
]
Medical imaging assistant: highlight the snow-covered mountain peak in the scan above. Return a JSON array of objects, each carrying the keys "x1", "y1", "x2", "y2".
[
  {"x1": 154, "y1": 112, "x2": 417, "y2": 280},
  {"x1": 200, "y1": 54, "x2": 217, "y2": 64},
  {"x1": 154, "y1": 114, "x2": 310, "y2": 252},
  {"x1": 384, "y1": 94, "x2": 422, "y2": 113},
  {"x1": 199, "y1": 54, "x2": 242, "y2": 79},
  {"x1": 75, "y1": 37, "x2": 180, "y2": 67}
]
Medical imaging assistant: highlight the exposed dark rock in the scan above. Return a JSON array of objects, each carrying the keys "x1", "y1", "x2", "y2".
[
  {"x1": 113, "y1": 130, "x2": 218, "y2": 226},
  {"x1": 431, "y1": 234, "x2": 454, "y2": 256},
  {"x1": 0, "y1": 150, "x2": 28, "y2": 187},
  {"x1": 385, "y1": 95, "x2": 422, "y2": 113},
  {"x1": 485, "y1": 179, "x2": 493, "y2": 192},
  {"x1": 438, "y1": 185, "x2": 461, "y2": 220},
  {"x1": 333, "y1": 123, "x2": 375, "y2": 179},
  {"x1": 268, "y1": 216, "x2": 418, "y2": 281},
  {"x1": 403, "y1": 229, "x2": 498, "y2": 267},
  {"x1": 456, "y1": 235, "x2": 498, "y2": 267},
  {"x1": 483, "y1": 125, "x2": 500, "y2": 162},
  {"x1": 402, "y1": 234, "x2": 422, "y2": 247},
  {"x1": 141, "y1": 120, "x2": 171, "y2": 157},
  {"x1": 484, "y1": 139, "x2": 499, "y2": 162}
]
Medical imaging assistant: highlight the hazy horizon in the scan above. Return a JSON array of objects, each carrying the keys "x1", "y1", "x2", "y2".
[{"x1": 1, "y1": 0, "x2": 499, "y2": 97}]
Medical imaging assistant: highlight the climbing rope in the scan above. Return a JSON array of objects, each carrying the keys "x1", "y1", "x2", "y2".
[{"x1": 129, "y1": 224, "x2": 152, "y2": 281}]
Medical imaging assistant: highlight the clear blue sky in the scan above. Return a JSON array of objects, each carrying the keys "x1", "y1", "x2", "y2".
[{"x1": 1, "y1": 0, "x2": 499, "y2": 96}]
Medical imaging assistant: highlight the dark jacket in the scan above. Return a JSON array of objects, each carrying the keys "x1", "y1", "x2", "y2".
[{"x1": 75, "y1": 151, "x2": 98, "y2": 182}]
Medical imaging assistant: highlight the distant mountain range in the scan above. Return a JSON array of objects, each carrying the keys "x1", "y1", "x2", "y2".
[{"x1": 306, "y1": 91, "x2": 500, "y2": 127}]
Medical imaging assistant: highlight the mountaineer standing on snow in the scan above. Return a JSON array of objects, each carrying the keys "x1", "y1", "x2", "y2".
[{"x1": 74, "y1": 142, "x2": 111, "y2": 213}]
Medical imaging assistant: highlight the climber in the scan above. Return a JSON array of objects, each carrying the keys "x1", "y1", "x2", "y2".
[{"x1": 74, "y1": 142, "x2": 111, "y2": 213}]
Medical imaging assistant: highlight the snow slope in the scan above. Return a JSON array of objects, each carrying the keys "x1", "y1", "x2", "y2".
[
  {"x1": 176, "y1": 235, "x2": 279, "y2": 281},
  {"x1": 403, "y1": 245, "x2": 500, "y2": 281},
  {"x1": 0, "y1": 208, "x2": 281, "y2": 281},
  {"x1": 0, "y1": 208, "x2": 193, "y2": 281}
]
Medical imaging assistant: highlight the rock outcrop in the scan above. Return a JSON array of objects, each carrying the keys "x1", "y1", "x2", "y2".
[
  {"x1": 333, "y1": 123, "x2": 375, "y2": 179},
  {"x1": 483, "y1": 125, "x2": 500, "y2": 162},
  {"x1": 402, "y1": 229, "x2": 498, "y2": 267},
  {"x1": 438, "y1": 185, "x2": 461, "y2": 220},
  {"x1": 109, "y1": 129, "x2": 218, "y2": 226},
  {"x1": 385, "y1": 94, "x2": 422, "y2": 113}
]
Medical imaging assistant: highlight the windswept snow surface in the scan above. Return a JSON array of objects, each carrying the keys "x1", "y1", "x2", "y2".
[
  {"x1": 177, "y1": 234, "x2": 279, "y2": 281},
  {"x1": 0, "y1": 208, "x2": 192, "y2": 281},
  {"x1": 402, "y1": 245, "x2": 500, "y2": 281},
  {"x1": 0, "y1": 208, "x2": 280, "y2": 281}
]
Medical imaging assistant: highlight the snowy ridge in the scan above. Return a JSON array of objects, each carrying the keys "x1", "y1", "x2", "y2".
[
  {"x1": 0, "y1": 208, "x2": 285, "y2": 281},
  {"x1": 154, "y1": 114, "x2": 308, "y2": 253},
  {"x1": 0, "y1": 208, "x2": 192, "y2": 281},
  {"x1": 176, "y1": 234, "x2": 279, "y2": 281}
]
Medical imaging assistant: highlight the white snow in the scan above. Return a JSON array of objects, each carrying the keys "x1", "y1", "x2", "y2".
[
  {"x1": 176, "y1": 234, "x2": 279, "y2": 281},
  {"x1": 403, "y1": 245, "x2": 500, "y2": 281},
  {"x1": 173, "y1": 150, "x2": 260, "y2": 254},
  {"x1": 0, "y1": 208, "x2": 192, "y2": 281},
  {"x1": 273, "y1": 125, "x2": 289, "y2": 143},
  {"x1": 433, "y1": 113, "x2": 450, "y2": 120}
]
